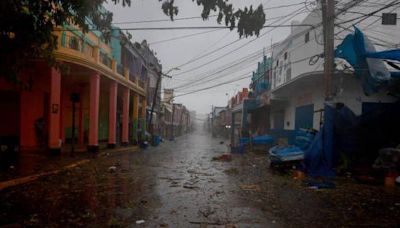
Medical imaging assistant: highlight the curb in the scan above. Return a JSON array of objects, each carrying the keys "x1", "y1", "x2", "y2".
[
  {"x1": 0, "y1": 146, "x2": 139, "y2": 191},
  {"x1": 0, "y1": 160, "x2": 90, "y2": 191}
]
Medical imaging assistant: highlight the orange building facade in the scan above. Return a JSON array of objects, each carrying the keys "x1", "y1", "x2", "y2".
[{"x1": 0, "y1": 27, "x2": 147, "y2": 155}]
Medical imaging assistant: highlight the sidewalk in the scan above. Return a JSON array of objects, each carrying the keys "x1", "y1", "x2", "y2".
[{"x1": 0, "y1": 145, "x2": 139, "y2": 191}]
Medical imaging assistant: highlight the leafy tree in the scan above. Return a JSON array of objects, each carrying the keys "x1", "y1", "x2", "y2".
[{"x1": 0, "y1": 0, "x2": 265, "y2": 82}]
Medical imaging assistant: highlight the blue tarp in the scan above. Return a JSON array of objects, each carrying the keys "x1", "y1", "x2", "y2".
[
  {"x1": 366, "y1": 50, "x2": 400, "y2": 62},
  {"x1": 304, "y1": 104, "x2": 335, "y2": 177},
  {"x1": 252, "y1": 135, "x2": 274, "y2": 145},
  {"x1": 335, "y1": 27, "x2": 397, "y2": 95},
  {"x1": 304, "y1": 102, "x2": 400, "y2": 177}
]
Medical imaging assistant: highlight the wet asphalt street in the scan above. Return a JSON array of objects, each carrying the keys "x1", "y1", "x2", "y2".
[
  {"x1": 143, "y1": 129, "x2": 274, "y2": 227},
  {"x1": 1, "y1": 127, "x2": 400, "y2": 227}
]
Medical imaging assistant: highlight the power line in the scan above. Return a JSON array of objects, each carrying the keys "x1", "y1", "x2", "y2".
[
  {"x1": 172, "y1": 49, "x2": 264, "y2": 89},
  {"x1": 171, "y1": 6, "x2": 309, "y2": 69},
  {"x1": 112, "y1": 2, "x2": 308, "y2": 25},
  {"x1": 334, "y1": 0, "x2": 400, "y2": 28},
  {"x1": 190, "y1": 30, "x2": 232, "y2": 61},
  {"x1": 148, "y1": 29, "x2": 222, "y2": 45},
  {"x1": 56, "y1": 23, "x2": 314, "y2": 33},
  {"x1": 150, "y1": 9, "x2": 314, "y2": 46},
  {"x1": 172, "y1": 0, "x2": 385, "y2": 98},
  {"x1": 175, "y1": 41, "x2": 315, "y2": 92},
  {"x1": 164, "y1": 30, "x2": 233, "y2": 88},
  {"x1": 335, "y1": 24, "x2": 397, "y2": 48},
  {"x1": 174, "y1": 50, "x2": 265, "y2": 91},
  {"x1": 170, "y1": 6, "x2": 309, "y2": 77},
  {"x1": 174, "y1": 53, "x2": 322, "y2": 98},
  {"x1": 174, "y1": 72, "x2": 253, "y2": 98},
  {"x1": 113, "y1": 15, "x2": 217, "y2": 25},
  {"x1": 170, "y1": 0, "x2": 365, "y2": 91},
  {"x1": 344, "y1": 10, "x2": 400, "y2": 19}
]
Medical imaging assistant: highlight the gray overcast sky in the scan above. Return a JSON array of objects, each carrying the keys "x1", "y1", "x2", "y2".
[{"x1": 105, "y1": 0, "x2": 310, "y2": 115}]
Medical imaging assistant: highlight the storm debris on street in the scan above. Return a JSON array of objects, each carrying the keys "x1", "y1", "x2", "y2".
[{"x1": 1, "y1": 130, "x2": 400, "y2": 227}]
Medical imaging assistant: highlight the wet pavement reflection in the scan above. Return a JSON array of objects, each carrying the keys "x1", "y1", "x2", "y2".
[
  {"x1": 1, "y1": 128, "x2": 400, "y2": 227},
  {"x1": 145, "y1": 129, "x2": 274, "y2": 227}
]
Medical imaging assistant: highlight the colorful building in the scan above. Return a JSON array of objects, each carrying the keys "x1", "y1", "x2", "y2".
[
  {"x1": 0, "y1": 19, "x2": 155, "y2": 155},
  {"x1": 228, "y1": 88, "x2": 250, "y2": 146}
]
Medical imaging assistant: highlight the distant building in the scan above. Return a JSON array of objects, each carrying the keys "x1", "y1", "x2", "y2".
[
  {"x1": 160, "y1": 89, "x2": 193, "y2": 139},
  {"x1": 133, "y1": 40, "x2": 163, "y2": 136}
]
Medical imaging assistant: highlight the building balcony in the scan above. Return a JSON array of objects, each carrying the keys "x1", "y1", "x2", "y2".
[{"x1": 53, "y1": 29, "x2": 145, "y2": 95}]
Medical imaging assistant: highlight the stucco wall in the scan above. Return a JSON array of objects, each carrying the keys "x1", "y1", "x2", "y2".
[{"x1": 273, "y1": 74, "x2": 396, "y2": 132}]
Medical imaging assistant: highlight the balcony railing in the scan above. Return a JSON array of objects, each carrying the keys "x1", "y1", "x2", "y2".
[
  {"x1": 100, "y1": 52, "x2": 112, "y2": 69},
  {"x1": 82, "y1": 43, "x2": 94, "y2": 58},
  {"x1": 56, "y1": 31, "x2": 145, "y2": 93}
]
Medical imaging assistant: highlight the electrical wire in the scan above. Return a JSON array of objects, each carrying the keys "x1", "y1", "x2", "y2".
[
  {"x1": 172, "y1": 49, "x2": 265, "y2": 89},
  {"x1": 171, "y1": 6, "x2": 309, "y2": 77},
  {"x1": 334, "y1": 0, "x2": 400, "y2": 29},
  {"x1": 171, "y1": 7, "x2": 307, "y2": 70},
  {"x1": 112, "y1": 2, "x2": 308, "y2": 25},
  {"x1": 174, "y1": 50, "x2": 266, "y2": 91},
  {"x1": 174, "y1": 53, "x2": 322, "y2": 98},
  {"x1": 148, "y1": 28, "x2": 222, "y2": 45},
  {"x1": 172, "y1": 0, "x2": 395, "y2": 99}
]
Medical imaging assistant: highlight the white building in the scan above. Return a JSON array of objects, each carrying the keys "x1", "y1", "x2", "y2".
[{"x1": 269, "y1": 0, "x2": 399, "y2": 133}]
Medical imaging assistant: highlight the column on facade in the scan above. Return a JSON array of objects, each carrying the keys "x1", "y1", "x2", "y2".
[
  {"x1": 108, "y1": 81, "x2": 118, "y2": 148},
  {"x1": 88, "y1": 72, "x2": 100, "y2": 153},
  {"x1": 48, "y1": 67, "x2": 62, "y2": 154},
  {"x1": 132, "y1": 92, "x2": 139, "y2": 144},
  {"x1": 121, "y1": 87, "x2": 130, "y2": 146}
]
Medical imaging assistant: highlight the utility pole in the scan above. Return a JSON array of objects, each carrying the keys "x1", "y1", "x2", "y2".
[
  {"x1": 148, "y1": 72, "x2": 162, "y2": 136},
  {"x1": 321, "y1": 0, "x2": 335, "y2": 100},
  {"x1": 148, "y1": 67, "x2": 178, "y2": 137}
]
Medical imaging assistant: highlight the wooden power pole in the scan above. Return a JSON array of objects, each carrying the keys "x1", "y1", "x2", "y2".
[{"x1": 321, "y1": 0, "x2": 335, "y2": 100}]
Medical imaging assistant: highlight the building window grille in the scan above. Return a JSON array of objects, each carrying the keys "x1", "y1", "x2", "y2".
[
  {"x1": 382, "y1": 13, "x2": 397, "y2": 25},
  {"x1": 305, "y1": 32, "x2": 310, "y2": 43}
]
